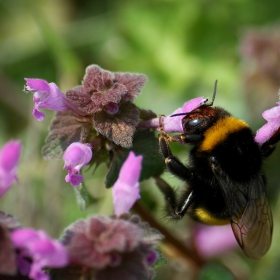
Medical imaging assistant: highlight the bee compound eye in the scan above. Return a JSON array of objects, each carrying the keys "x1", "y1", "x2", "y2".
[{"x1": 187, "y1": 118, "x2": 203, "y2": 128}]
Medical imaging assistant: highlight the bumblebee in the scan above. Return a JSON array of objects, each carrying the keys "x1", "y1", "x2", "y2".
[{"x1": 158, "y1": 81, "x2": 276, "y2": 260}]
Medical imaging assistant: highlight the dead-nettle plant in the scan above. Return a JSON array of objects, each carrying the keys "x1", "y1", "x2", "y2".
[
  {"x1": 1, "y1": 64, "x2": 280, "y2": 279},
  {"x1": 0, "y1": 65, "x2": 165, "y2": 280},
  {"x1": 24, "y1": 64, "x2": 164, "y2": 189},
  {"x1": 0, "y1": 144, "x2": 163, "y2": 280}
]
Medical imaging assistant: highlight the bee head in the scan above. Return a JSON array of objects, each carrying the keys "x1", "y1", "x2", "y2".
[
  {"x1": 171, "y1": 80, "x2": 229, "y2": 135},
  {"x1": 181, "y1": 105, "x2": 230, "y2": 135}
]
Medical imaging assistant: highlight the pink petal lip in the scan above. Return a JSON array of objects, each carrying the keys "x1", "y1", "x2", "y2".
[
  {"x1": 63, "y1": 142, "x2": 93, "y2": 187},
  {"x1": 24, "y1": 78, "x2": 69, "y2": 121}
]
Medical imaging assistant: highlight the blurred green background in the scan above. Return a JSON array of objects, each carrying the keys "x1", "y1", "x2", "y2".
[{"x1": 1, "y1": 0, "x2": 280, "y2": 279}]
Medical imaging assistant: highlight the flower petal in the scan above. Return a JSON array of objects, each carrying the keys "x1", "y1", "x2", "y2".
[
  {"x1": 65, "y1": 174, "x2": 84, "y2": 187},
  {"x1": 255, "y1": 103, "x2": 280, "y2": 145},
  {"x1": 195, "y1": 224, "x2": 237, "y2": 258},
  {"x1": 0, "y1": 141, "x2": 21, "y2": 173},
  {"x1": 25, "y1": 79, "x2": 50, "y2": 92},
  {"x1": 118, "y1": 152, "x2": 142, "y2": 186},
  {"x1": 112, "y1": 152, "x2": 143, "y2": 215},
  {"x1": 11, "y1": 228, "x2": 68, "y2": 280},
  {"x1": 0, "y1": 140, "x2": 22, "y2": 198},
  {"x1": 146, "y1": 251, "x2": 157, "y2": 266},
  {"x1": 254, "y1": 123, "x2": 274, "y2": 145},
  {"x1": 262, "y1": 104, "x2": 280, "y2": 129},
  {"x1": 24, "y1": 79, "x2": 69, "y2": 121},
  {"x1": 63, "y1": 142, "x2": 92, "y2": 187}
]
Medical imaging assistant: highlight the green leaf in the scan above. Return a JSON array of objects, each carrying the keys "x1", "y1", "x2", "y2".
[
  {"x1": 74, "y1": 183, "x2": 98, "y2": 211},
  {"x1": 105, "y1": 129, "x2": 165, "y2": 188},
  {"x1": 198, "y1": 263, "x2": 235, "y2": 280},
  {"x1": 42, "y1": 111, "x2": 88, "y2": 160},
  {"x1": 152, "y1": 249, "x2": 167, "y2": 268},
  {"x1": 42, "y1": 134, "x2": 66, "y2": 160}
]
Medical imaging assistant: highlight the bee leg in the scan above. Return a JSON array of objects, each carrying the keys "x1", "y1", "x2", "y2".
[
  {"x1": 181, "y1": 134, "x2": 203, "y2": 144},
  {"x1": 155, "y1": 177, "x2": 196, "y2": 219},
  {"x1": 158, "y1": 114, "x2": 200, "y2": 143},
  {"x1": 177, "y1": 190, "x2": 196, "y2": 216},
  {"x1": 154, "y1": 176, "x2": 178, "y2": 218},
  {"x1": 157, "y1": 115, "x2": 196, "y2": 218},
  {"x1": 159, "y1": 135, "x2": 192, "y2": 181}
]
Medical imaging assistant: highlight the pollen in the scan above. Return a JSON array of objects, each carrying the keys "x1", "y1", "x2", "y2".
[
  {"x1": 195, "y1": 208, "x2": 230, "y2": 225},
  {"x1": 165, "y1": 158, "x2": 171, "y2": 164},
  {"x1": 200, "y1": 116, "x2": 249, "y2": 152}
]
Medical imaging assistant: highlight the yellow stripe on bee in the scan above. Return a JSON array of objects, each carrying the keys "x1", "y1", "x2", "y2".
[
  {"x1": 195, "y1": 208, "x2": 230, "y2": 225},
  {"x1": 200, "y1": 116, "x2": 249, "y2": 152}
]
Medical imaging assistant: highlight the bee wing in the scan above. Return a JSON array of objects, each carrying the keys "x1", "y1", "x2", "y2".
[{"x1": 216, "y1": 174, "x2": 273, "y2": 259}]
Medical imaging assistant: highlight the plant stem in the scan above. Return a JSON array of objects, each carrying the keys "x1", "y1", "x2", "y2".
[{"x1": 133, "y1": 201, "x2": 206, "y2": 269}]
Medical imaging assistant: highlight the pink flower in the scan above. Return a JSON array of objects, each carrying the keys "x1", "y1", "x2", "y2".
[
  {"x1": 63, "y1": 142, "x2": 92, "y2": 187},
  {"x1": 112, "y1": 151, "x2": 143, "y2": 215},
  {"x1": 194, "y1": 224, "x2": 238, "y2": 258},
  {"x1": 0, "y1": 140, "x2": 22, "y2": 198},
  {"x1": 11, "y1": 228, "x2": 68, "y2": 280},
  {"x1": 255, "y1": 102, "x2": 280, "y2": 145},
  {"x1": 24, "y1": 79, "x2": 69, "y2": 121},
  {"x1": 139, "y1": 96, "x2": 204, "y2": 133}
]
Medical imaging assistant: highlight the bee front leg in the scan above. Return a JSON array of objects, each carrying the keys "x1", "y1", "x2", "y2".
[
  {"x1": 158, "y1": 115, "x2": 196, "y2": 218},
  {"x1": 158, "y1": 115, "x2": 192, "y2": 180},
  {"x1": 159, "y1": 135, "x2": 193, "y2": 181},
  {"x1": 158, "y1": 135, "x2": 195, "y2": 218}
]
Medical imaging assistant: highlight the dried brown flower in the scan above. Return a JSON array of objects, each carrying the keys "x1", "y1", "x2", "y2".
[
  {"x1": 61, "y1": 214, "x2": 162, "y2": 280},
  {"x1": 66, "y1": 65, "x2": 147, "y2": 148},
  {"x1": 0, "y1": 212, "x2": 21, "y2": 276},
  {"x1": 240, "y1": 27, "x2": 280, "y2": 115}
]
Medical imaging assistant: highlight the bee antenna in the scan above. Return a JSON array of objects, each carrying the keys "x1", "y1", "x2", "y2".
[
  {"x1": 205, "y1": 80, "x2": 218, "y2": 106},
  {"x1": 170, "y1": 80, "x2": 218, "y2": 118},
  {"x1": 170, "y1": 112, "x2": 190, "y2": 117}
]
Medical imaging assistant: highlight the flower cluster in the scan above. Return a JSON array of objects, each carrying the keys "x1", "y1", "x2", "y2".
[
  {"x1": 25, "y1": 65, "x2": 147, "y2": 149},
  {"x1": 66, "y1": 65, "x2": 147, "y2": 148},
  {"x1": 53, "y1": 151, "x2": 161, "y2": 280},
  {"x1": 0, "y1": 140, "x2": 162, "y2": 280},
  {"x1": 60, "y1": 214, "x2": 161, "y2": 280},
  {"x1": 24, "y1": 65, "x2": 149, "y2": 188}
]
